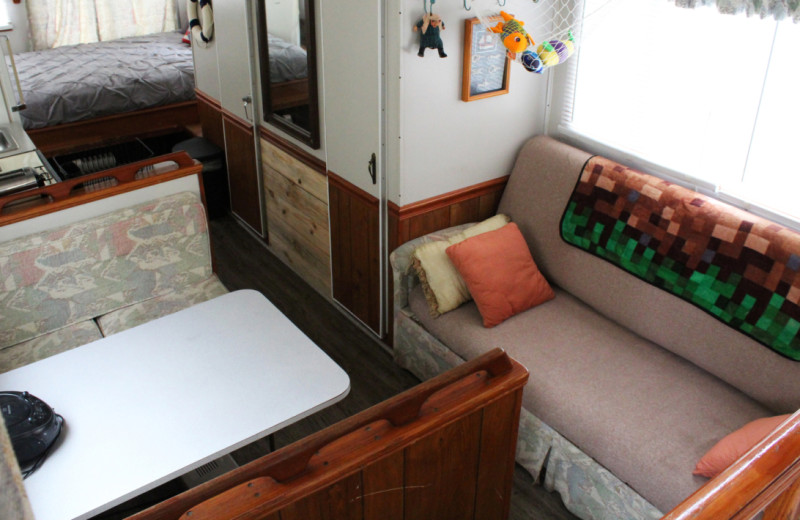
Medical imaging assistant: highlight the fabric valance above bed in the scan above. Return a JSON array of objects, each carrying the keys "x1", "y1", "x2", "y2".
[{"x1": 9, "y1": 31, "x2": 195, "y2": 130}]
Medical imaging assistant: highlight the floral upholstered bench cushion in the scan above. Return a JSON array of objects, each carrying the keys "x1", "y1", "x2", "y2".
[
  {"x1": 0, "y1": 191, "x2": 221, "y2": 358},
  {"x1": 0, "y1": 320, "x2": 103, "y2": 373}
]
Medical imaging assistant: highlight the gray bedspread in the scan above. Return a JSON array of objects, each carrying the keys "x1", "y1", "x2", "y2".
[
  {"x1": 10, "y1": 31, "x2": 195, "y2": 130},
  {"x1": 267, "y1": 33, "x2": 307, "y2": 83}
]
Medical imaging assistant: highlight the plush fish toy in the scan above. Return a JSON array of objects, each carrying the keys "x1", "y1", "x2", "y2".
[{"x1": 490, "y1": 11, "x2": 535, "y2": 58}]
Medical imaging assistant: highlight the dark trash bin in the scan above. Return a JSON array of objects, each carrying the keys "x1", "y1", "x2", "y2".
[{"x1": 172, "y1": 137, "x2": 229, "y2": 219}]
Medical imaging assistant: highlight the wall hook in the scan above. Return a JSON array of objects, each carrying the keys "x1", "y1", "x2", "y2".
[
  {"x1": 464, "y1": 0, "x2": 471, "y2": 10},
  {"x1": 497, "y1": 0, "x2": 506, "y2": 6}
]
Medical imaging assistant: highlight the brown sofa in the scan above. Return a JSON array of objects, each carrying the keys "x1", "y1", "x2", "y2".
[{"x1": 391, "y1": 135, "x2": 800, "y2": 519}]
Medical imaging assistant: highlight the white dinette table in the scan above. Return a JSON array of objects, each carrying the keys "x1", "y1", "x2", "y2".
[{"x1": 0, "y1": 289, "x2": 351, "y2": 520}]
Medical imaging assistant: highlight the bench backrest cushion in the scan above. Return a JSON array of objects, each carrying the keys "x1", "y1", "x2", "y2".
[
  {"x1": 0, "y1": 191, "x2": 213, "y2": 350},
  {"x1": 498, "y1": 136, "x2": 800, "y2": 413}
]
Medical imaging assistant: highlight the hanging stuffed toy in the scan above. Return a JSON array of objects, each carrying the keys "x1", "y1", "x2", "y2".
[
  {"x1": 489, "y1": 11, "x2": 535, "y2": 60},
  {"x1": 414, "y1": 13, "x2": 447, "y2": 58}
]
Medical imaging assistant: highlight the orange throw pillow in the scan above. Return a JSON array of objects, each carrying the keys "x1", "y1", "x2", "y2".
[
  {"x1": 445, "y1": 223, "x2": 555, "y2": 327},
  {"x1": 693, "y1": 414, "x2": 791, "y2": 478}
]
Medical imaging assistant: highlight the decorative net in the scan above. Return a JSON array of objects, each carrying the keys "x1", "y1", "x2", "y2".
[{"x1": 470, "y1": 0, "x2": 585, "y2": 73}]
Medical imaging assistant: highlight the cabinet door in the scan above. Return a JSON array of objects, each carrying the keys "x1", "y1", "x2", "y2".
[
  {"x1": 322, "y1": 1, "x2": 384, "y2": 336},
  {"x1": 215, "y1": 0, "x2": 263, "y2": 235},
  {"x1": 224, "y1": 114, "x2": 263, "y2": 234}
]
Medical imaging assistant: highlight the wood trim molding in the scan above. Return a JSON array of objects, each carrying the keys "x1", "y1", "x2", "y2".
[
  {"x1": 328, "y1": 171, "x2": 379, "y2": 207},
  {"x1": 195, "y1": 89, "x2": 222, "y2": 111},
  {"x1": 396, "y1": 176, "x2": 509, "y2": 220},
  {"x1": 259, "y1": 126, "x2": 326, "y2": 174}
]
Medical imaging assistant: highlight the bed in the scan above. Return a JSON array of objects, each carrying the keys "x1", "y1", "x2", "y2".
[
  {"x1": 266, "y1": 32, "x2": 310, "y2": 111},
  {"x1": 8, "y1": 31, "x2": 198, "y2": 156}
]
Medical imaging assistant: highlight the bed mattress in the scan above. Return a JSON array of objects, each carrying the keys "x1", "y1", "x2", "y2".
[
  {"x1": 267, "y1": 33, "x2": 308, "y2": 83},
  {"x1": 10, "y1": 31, "x2": 195, "y2": 130}
]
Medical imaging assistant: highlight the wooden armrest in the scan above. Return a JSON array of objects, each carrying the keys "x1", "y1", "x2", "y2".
[{"x1": 662, "y1": 410, "x2": 800, "y2": 520}]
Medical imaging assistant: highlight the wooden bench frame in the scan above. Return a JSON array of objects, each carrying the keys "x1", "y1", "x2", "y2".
[
  {"x1": 0, "y1": 151, "x2": 204, "y2": 227},
  {"x1": 130, "y1": 349, "x2": 529, "y2": 520}
]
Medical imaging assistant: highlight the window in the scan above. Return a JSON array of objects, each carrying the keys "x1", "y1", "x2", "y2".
[
  {"x1": 551, "y1": 0, "x2": 800, "y2": 226},
  {"x1": 0, "y1": 2, "x2": 11, "y2": 31}
]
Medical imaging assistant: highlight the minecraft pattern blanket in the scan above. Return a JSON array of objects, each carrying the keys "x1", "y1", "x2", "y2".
[{"x1": 561, "y1": 156, "x2": 800, "y2": 361}]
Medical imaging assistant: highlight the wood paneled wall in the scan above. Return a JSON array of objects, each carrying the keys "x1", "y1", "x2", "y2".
[
  {"x1": 195, "y1": 90, "x2": 224, "y2": 151},
  {"x1": 388, "y1": 176, "x2": 508, "y2": 255},
  {"x1": 223, "y1": 114, "x2": 262, "y2": 234},
  {"x1": 328, "y1": 172, "x2": 381, "y2": 333},
  {"x1": 260, "y1": 131, "x2": 331, "y2": 298}
]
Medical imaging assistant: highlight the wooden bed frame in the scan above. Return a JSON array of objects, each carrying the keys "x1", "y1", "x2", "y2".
[
  {"x1": 26, "y1": 101, "x2": 200, "y2": 157},
  {"x1": 271, "y1": 79, "x2": 310, "y2": 111},
  {"x1": 129, "y1": 349, "x2": 529, "y2": 520}
]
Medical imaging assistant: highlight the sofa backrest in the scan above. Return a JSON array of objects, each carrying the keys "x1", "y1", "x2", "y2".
[
  {"x1": 0, "y1": 191, "x2": 213, "y2": 350},
  {"x1": 498, "y1": 135, "x2": 800, "y2": 413}
]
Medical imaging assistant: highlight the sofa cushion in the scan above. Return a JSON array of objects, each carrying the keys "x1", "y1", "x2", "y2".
[
  {"x1": 497, "y1": 136, "x2": 800, "y2": 413},
  {"x1": 0, "y1": 320, "x2": 103, "y2": 373},
  {"x1": 412, "y1": 214, "x2": 510, "y2": 317},
  {"x1": 409, "y1": 285, "x2": 772, "y2": 512},
  {"x1": 0, "y1": 192, "x2": 214, "y2": 349},
  {"x1": 446, "y1": 223, "x2": 554, "y2": 327},
  {"x1": 96, "y1": 275, "x2": 229, "y2": 336}
]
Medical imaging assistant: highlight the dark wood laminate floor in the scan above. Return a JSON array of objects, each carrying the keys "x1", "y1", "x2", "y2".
[{"x1": 209, "y1": 214, "x2": 578, "y2": 520}]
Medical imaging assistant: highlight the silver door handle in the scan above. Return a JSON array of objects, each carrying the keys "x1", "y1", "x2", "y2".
[{"x1": 242, "y1": 95, "x2": 252, "y2": 120}]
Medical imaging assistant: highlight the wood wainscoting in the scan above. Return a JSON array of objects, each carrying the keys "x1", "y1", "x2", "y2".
[
  {"x1": 388, "y1": 176, "x2": 509, "y2": 255},
  {"x1": 195, "y1": 90, "x2": 225, "y2": 151},
  {"x1": 260, "y1": 129, "x2": 331, "y2": 298},
  {"x1": 328, "y1": 171, "x2": 382, "y2": 334}
]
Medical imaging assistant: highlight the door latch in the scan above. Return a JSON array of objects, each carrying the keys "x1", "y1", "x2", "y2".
[
  {"x1": 368, "y1": 153, "x2": 376, "y2": 185},
  {"x1": 242, "y1": 95, "x2": 252, "y2": 120}
]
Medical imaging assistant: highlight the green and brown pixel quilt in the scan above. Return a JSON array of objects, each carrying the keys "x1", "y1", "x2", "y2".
[{"x1": 561, "y1": 156, "x2": 800, "y2": 361}]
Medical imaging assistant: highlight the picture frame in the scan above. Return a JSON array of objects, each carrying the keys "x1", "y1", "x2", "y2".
[{"x1": 461, "y1": 16, "x2": 511, "y2": 102}]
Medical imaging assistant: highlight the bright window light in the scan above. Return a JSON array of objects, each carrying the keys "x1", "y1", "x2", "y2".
[
  {"x1": 562, "y1": 0, "x2": 799, "y2": 222},
  {"x1": 0, "y1": 2, "x2": 10, "y2": 28}
]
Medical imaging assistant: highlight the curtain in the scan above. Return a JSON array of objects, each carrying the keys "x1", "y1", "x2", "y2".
[
  {"x1": 673, "y1": 0, "x2": 800, "y2": 22},
  {"x1": 27, "y1": 0, "x2": 179, "y2": 51}
]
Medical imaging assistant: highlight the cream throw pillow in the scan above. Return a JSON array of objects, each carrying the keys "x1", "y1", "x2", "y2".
[{"x1": 412, "y1": 214, "x2": 511, "y2": 317}]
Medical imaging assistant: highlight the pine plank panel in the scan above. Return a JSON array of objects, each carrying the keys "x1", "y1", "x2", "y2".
[
  {"x1": 267, "y1": 223, "x2": 331, "y2": 297},
  {"x1": 363, "y1": 451, "x2": 403, "y2": 520},
  {"x1": 264, "y1": 165, "x2": 330, "y2": 256},
  {"x1": 404, "y1": 411, "x2": 482, "y2": 520},
  {"x1": 475, "y1": 392, "x2": 524, "y2": 520},
  {"x1": 260, "y1": 139, "x2": 328, "y2": 203}
]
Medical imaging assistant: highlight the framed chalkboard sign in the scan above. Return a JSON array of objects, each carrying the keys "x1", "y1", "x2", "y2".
[{"x1": 462, "y1": 17, "x2": 510, "y2": 102}]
